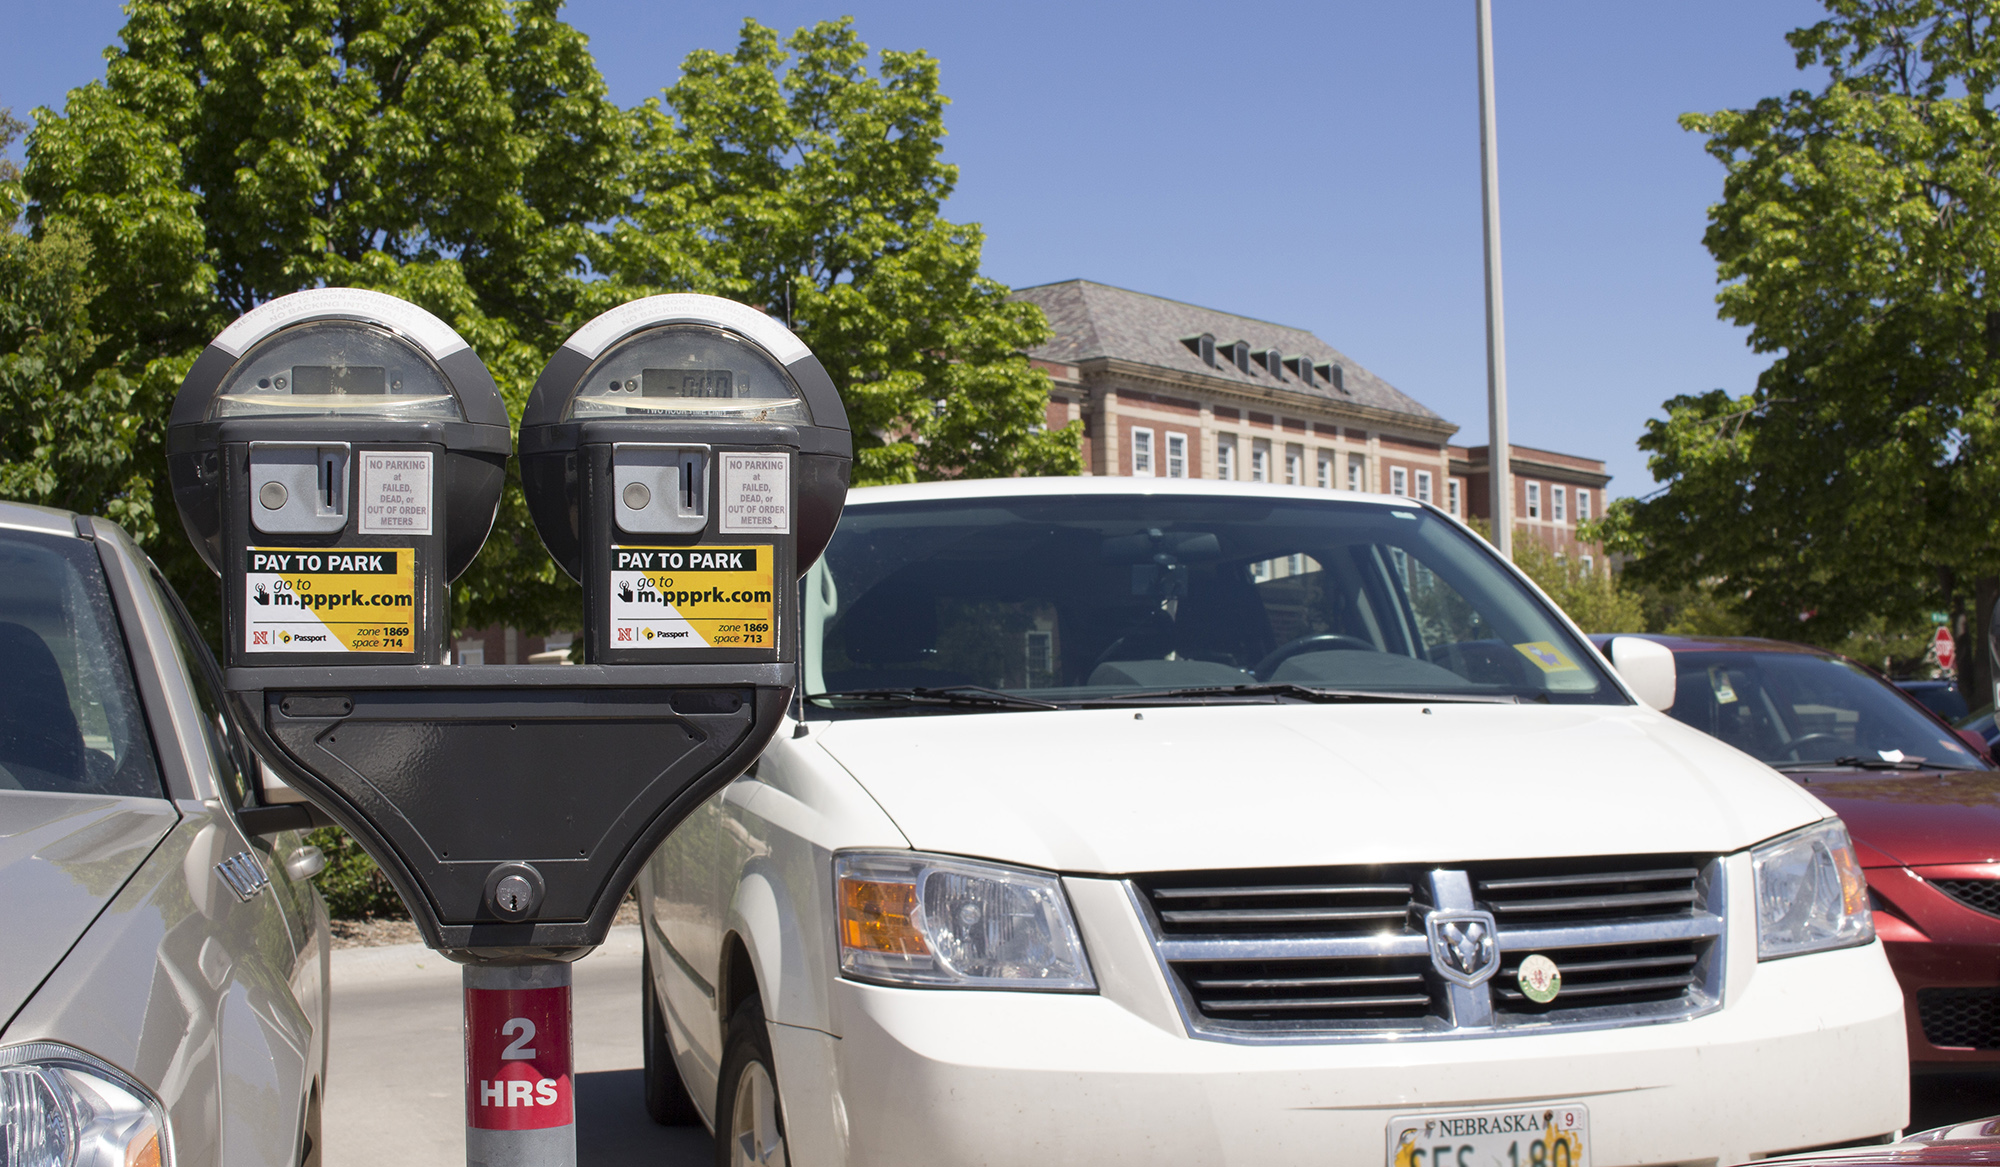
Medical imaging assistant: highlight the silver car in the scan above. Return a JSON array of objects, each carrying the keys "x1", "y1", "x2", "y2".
[{"x1": 0, "y1": 500, "x2": 331, "y2": 1167}]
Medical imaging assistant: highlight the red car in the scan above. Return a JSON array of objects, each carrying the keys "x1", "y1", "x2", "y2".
[
  {"x1": 1754, "y1": 1118, "x2": 2000, "y2": 1165},
  {"x1": 1594, "y1": 635, "x2": 2000, "y2": 1070}
]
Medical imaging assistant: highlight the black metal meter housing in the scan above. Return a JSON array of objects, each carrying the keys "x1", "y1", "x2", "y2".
[
  {"x1": 167, "y1": 288, "x2": 509, "y2": 667},
  {"x1": 166, "y1": 291, "x2": 851, "y2": 961},
  {"x1": 519, "y1": 295, "x2": 851, "y2": 664}
]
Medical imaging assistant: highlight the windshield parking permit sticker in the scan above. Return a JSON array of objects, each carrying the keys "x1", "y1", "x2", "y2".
[
  {"x1": 609, "y1": 545, "x2": 774, "y2": 649},
  {"x1": 1513, "y1": 641, "x2": 1580, "y2": 673},
  {"x1": 718, "y1": 452, "x2": 790, "y2": 534},
  {"x1": 243, "y1": 547, "x2": 416, "y2": 652},
  {"x1": 1710, "y1": 668, "x2": 1739, "y2": 704},
  {"x1": 359, "y1": 451, "x2": 434, "y2": 534}
]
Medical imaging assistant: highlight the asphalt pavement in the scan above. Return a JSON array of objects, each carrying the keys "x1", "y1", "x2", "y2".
[
  {"x1": 326, "y1": 926, "x2": 2000, "y2": 1164},
  {"x1": 324, "y1": 925, "x2": 713, "y2": 1167}
]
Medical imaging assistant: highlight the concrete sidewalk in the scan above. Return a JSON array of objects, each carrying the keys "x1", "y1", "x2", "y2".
[{"x1": 323, "y1": 926, "x2": 711, "y2": 1166}]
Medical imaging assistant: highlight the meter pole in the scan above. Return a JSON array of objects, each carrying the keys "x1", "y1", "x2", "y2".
[{"x1": 463, "y1": 961, "x2": 576, "y2": 1167}]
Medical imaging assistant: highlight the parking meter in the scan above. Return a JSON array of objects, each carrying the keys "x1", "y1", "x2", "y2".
[
  {"x1": 167, "y1": 289, "x2": 848, "y2": 970},
  {"x1": 167, "y1": 288, "x2": 510, "y2": 666},
  {"x1": 518, "y1": 294, "x2": 851, "y2": 660}
]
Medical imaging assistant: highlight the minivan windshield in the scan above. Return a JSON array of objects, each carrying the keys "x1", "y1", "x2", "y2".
[
  {"x1": 804, "y1": 494, "x2": 1622, "y2": 708},
  {"x1": 1664, "y1": 649, "x2": 1986, "y2": 770}
]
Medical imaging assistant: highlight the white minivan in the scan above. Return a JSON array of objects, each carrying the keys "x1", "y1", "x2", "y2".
[{"x1": 637, "y1": 477, "x2": 1906, "y2": 1167}]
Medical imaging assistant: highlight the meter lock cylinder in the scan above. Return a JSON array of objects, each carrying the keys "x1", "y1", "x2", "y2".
[
  {"x1": 519, "y1": 294, "x2": 852, "y2": 665},
  {"x1": 167, "y1": 289, "x2": 510, "y2": 667}
]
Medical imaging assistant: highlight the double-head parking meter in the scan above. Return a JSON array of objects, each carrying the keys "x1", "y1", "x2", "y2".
[{"x1": 169, "y1": 290, "x2": 850, "y2": 963}]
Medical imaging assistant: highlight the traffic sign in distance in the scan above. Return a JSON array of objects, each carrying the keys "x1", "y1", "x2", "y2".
[{"x1": 1934, "y1": 626, "x2": 1957, "y2": 672}]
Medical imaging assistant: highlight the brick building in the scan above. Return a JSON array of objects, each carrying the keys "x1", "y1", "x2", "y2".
[
  {"x1": 1448, "y1": 444, "x2": 1611, "y2": 571},
  {"x1": 1011, "y1": 281, "x2": 1458, "y2": 496}
]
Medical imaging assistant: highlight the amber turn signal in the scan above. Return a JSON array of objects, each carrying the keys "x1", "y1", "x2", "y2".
[{"x1": 839, "y1": 876, "x2": 929, "y2": 956}]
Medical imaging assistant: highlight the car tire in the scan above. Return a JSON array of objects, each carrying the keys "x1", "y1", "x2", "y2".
[
  {"x1": 714, "y1": 997, "x2": 787, "y2": 1167},
  {"x1": 642, "y1": 947, "x2": 702, "y2": 1126}
]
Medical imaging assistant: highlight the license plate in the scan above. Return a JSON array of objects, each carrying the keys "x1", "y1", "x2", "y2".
[{"x1": 1388, "y1": 1103, "x2": 1589, "y2": 1167}]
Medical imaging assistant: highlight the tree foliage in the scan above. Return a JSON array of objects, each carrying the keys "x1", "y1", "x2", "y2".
[
  {"x1": 602, "y1": 19, "x2": 1080, "y2": 485},
  {"x1": 3, "y1": 8, "x2": 1079, "y2": 651},
  {"x1": 1609, "y1": 0, "x2": 2000, "y2": 698}
]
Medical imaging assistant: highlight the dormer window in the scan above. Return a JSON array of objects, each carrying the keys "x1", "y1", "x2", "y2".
[
  {"x1": 1180, "y1": 333, "x2": 1217, "y2": 367},
  {"x1": 1219, "y1": 340, "x2": 1251, "y2": 372},
  {"x1": 1284, "y1": 356, "x2": 1316, "y2": 387},
  {"x1": 1316, "y1": 363, "x2": 1346, "y2": 393},
  {"x1": 1252, "y1": 349, "x2": 1285, "y2": 378}
]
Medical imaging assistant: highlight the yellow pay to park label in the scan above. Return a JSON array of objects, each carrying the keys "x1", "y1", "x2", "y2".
[
  {"x1": 243, "y1": 547, "x2": 416, "y2": 653},
  {"x1": 609, "y1": 545, "x2": 774, "y2": 650}
]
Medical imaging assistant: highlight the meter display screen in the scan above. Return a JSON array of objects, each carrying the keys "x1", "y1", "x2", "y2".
[
  {"x1": 213, "y1": 322, "x2": 462, "y2": 419},
  {"x1": 568, "y1": 324, "x2": 811, "y2": 422}
]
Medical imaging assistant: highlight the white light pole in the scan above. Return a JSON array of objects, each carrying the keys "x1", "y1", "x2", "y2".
[{"x1": 1476, "y1": 0, "x2": 1513, "y2": 559}]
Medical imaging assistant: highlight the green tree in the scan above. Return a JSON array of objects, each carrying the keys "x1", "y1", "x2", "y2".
[
  {"x1": 601, "y1": 18, "x2": 1082, "y2": 485},
  {"x1": 1468, "y1": 517, "x2": 1646, "y2": 633},
  {"x1": 1611, "y1": 0, "x2": 2000, "y2": 701},
  {"x1": 15, "y1": 0, "x2": 631, "y2": 638}
]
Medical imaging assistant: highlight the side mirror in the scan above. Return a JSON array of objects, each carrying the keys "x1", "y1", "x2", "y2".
[{"x1": 1608, "y1": 636, "x2": 1677, "y2": 712}]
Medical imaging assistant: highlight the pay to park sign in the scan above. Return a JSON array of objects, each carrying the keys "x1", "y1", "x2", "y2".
[{"x1": 241, "y1": 547, "x2": 416, "y2": 652}]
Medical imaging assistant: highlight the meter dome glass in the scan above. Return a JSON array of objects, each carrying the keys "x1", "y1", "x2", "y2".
[
  {"x1": 567, "y1": 324, "x2": 812, "y2": 423},
  {"x1": 211, "y1": 321, "x2": 464, "y2": 420}
]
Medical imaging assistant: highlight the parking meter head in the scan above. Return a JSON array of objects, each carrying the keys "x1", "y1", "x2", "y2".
[
  {"x1": 167, "y1": 289, "x2": 510, "y2": 666},
  {"x1": 520, "y1": 295, "x2": 851, "y2": 665}
]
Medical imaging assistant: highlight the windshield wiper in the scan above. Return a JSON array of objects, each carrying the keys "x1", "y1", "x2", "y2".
[
  {"x1": 1772, "y1": 755, "x2": 1929, "y2": 772},
  {"x1": 1100, "y1": 683, "x2": 1518, "y2": 705},
  {"x1": 806, "y1": 685, "x2": 1063, "y2": 712}
]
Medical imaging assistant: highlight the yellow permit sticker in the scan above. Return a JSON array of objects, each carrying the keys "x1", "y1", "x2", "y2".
[
  {"x1": 243, "y1": 547, "x2": 415, "y2": 653},
  {"x1": 1513, "y1": 641, "x2": 1580, "y2": 673},
  {"x1": 609, "y1": 545, "x2": 774, "y2": 650}
]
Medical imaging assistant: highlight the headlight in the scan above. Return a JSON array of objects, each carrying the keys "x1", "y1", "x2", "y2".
[
  {"x1": 835, "y1": 851, "x2": 1096, "y2": 990},
  {"x1": 0, "y1": 1043, "x2": 169, "y2": 1167},
  {"x1": 1753, "y1": 818, "x2": 1874, "y2": 960}
]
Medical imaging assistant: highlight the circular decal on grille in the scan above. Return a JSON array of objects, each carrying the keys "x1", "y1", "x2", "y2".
[{"x1": 1518, "y1": 954, "x2": 1562, "y2": 1004}]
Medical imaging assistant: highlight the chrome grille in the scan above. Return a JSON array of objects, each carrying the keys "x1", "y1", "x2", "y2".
[
  {"x1": 1178, "y1": 955, "x2": 1437, "y2": 1026},
  {"x1": 1132, "y1": 854, "x2": 1725, "y2": 1042},
  {"x1": 1146, "y1": 875, "x2": 1422, "y2": 936}
]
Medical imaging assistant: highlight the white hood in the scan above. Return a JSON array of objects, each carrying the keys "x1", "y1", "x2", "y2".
[{"x1": 811, "y1": 702, "x2": 1829, "y2": 874}]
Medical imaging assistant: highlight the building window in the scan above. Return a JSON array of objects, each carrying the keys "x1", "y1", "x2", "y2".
[
  {"x1": 1391, "y1": 467, "x2": 1408, "y2": 497},
  {"x1": 1525, "y1": 481, "x2": 1541, "y2": 520},
  {"x1": 1415, "y1": 470, "x2": 1433, "y2": 504},
  {"x1": 1553, "y1": 485, "x2": 1567, "y2": 523},
  {"x1": 1166, "y1": 432, "x2": 1187, "y2": 478},
  {"x1": 1217, "y1": 436, "x2": 1236, "y2": 481},
  {"x1": 1347, "y1": 453, "x2": 1365, "y2": 492},
  {"x1": 1285, "y1": 445, "x2": 1302, "y2": 486},
  {"x1": 1132, "y1": 427, "x2": 1154, "y2": 477},
  {"x1": 1581, "y1": 554, "x2": 1595, "y2": 576},
  {"x1": 1447, "y1": 478, "x2": 1461, "y2": 516},
  {"x1": 1576, "y1": 489, "x2": 1591, "y2": 522},
  {"x1": 457, "y1": 641, "x2": 485, "y2": 667},
  {"x1": 1317, "y1": 451, "x2": 1333, "y2": 489},
  {"x1": 1251, "y1": 441, "x2": 1269, "y2": 483}
]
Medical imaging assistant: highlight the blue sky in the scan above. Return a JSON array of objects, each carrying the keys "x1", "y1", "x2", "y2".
[{"x1": 1, "y1": 1, "x2": 1831, "y2": 497}]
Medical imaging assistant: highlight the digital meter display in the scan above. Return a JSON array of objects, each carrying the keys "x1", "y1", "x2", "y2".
[
  {"x1": 292, "y1": 365, "x2": 387, "y2": 395},
  {"x1": 212, "y1": 321, "x2": 461, "y2": 419},
  {"x1": 568, "y1": 324, "x2": 811, "y2": 423},
  {"x1": 643, "y1": 368, "x2": 733, "y2": 398}
]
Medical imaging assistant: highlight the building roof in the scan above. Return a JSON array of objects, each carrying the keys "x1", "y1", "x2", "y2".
[{"x1": 1010, "y1": 280, "x2": 1446, "y2": 424}]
